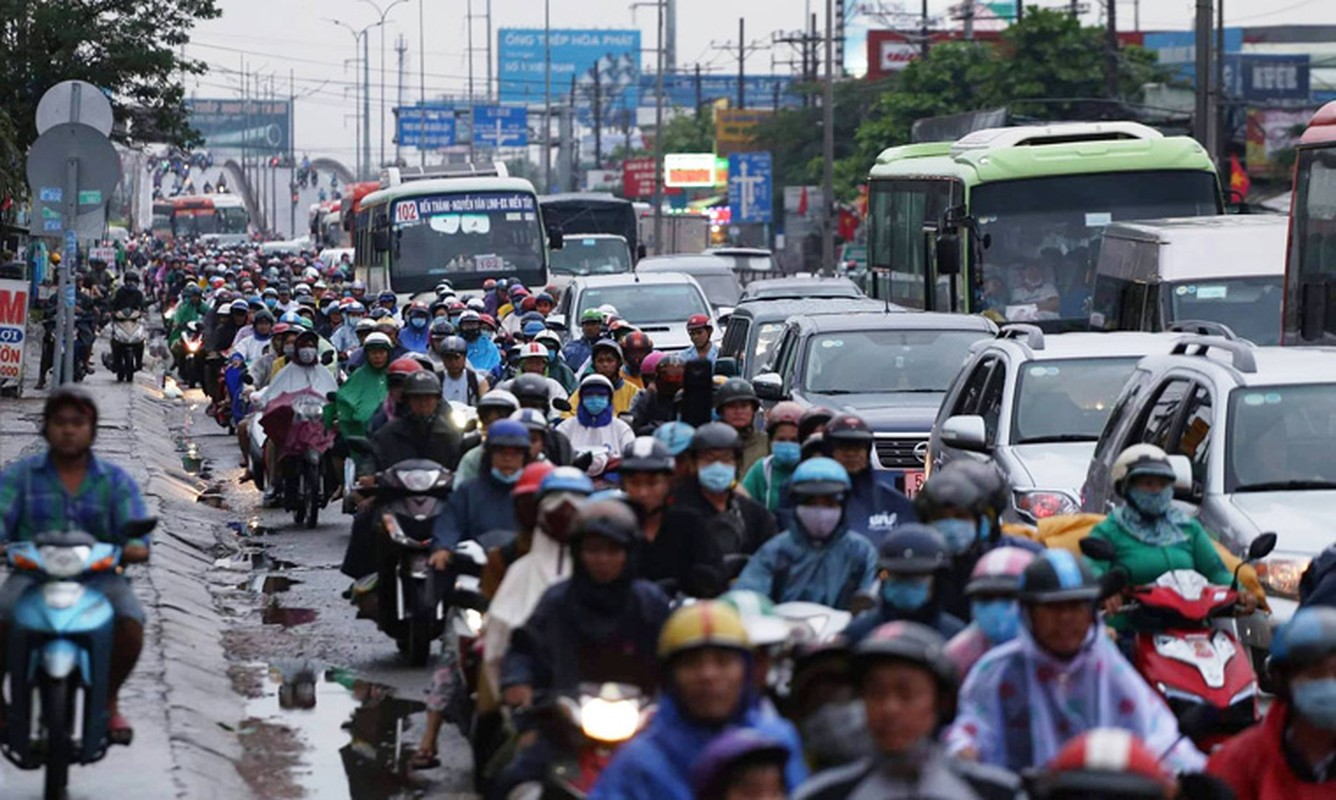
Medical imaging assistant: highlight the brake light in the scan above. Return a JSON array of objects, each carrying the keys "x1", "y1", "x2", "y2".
[
  {"x1": 11, "y1": 554, "x2": 39, "y2": 571},
  {"x1": 1014, "y1": 490, "x2": 1079, "y2": 521}
]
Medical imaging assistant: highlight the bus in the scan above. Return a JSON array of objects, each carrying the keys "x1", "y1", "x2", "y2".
[
  {"x1": 157, "y1": 194, "x2": 251, "y2": 244},
  {"x1": 1281, "y1": 100, "x2": 1336, "y2": 345},
  {"x1": 865, "y1": 121, "x2": 1222, "y2": 331},
  {"x1": 353, "y1": 167, "x2": 554, "y2": 297}
]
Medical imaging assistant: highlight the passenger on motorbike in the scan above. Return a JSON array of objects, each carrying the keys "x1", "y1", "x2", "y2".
[
  {"x1": 665, "y1": 422, "x2": 777, "y2": 565},
  {"x1": 436, "y1": 334, "x2": 487, "y2": 406},
  {"x1": 589, "y1": 602, "x2": 807, "y2": 800},
  {"x1": 500, "y1": 343, "x2": 568, "y2": 410},
  {"x1": 399, "y1": 301, "x2": 432, "y2": 354},
  {"x1": 330, "y1": 300, "x2": 364, "y2": 356},
  {"x1": 429, "y1": 419, "x2": 531, "y2": 571},
  {"x1": 231, "y1": 309, "x2": 274, "y2": 364},
  {"x1": 169, "y1": 284, "x2": 205, "y2": 371},
  {"x1": 740, "y1": 401, "x2": 805, "y2": 512},
  {"x1": 844, "y1": 524, "x2": 965, "y2": 643},
  {"x1": 364, "y1": 355, "x2": 421, "y2": 436},
  {"x1": 735, "y1": 458, "x2": 878, "y2": 609},
  {"x1": 0, "y1": 389, "x2": 150, "y2": 743},
  {"x1": 692, "y1": 729, "x2": 793, "y2": 800},
  {"x1": 944, "y1": 547, "x2": 1036, "y2": 677},
  {"x1": 817, "y1": 414, "x2": 917, "y2": 547},
  {"x1": 557, "y1": 374, "x2": 635, "y2": 476},
  {"x1": 458, "y1": 310, "x2": 502, "y2": 378},
  {"x1": 796, "y1": 621, "x2": 1021, "y2": 800},
  {"x1": 562, "y1": 309, "x2": 605, "y2": 371},
  {"x1": 1207, "y1": 605, "x2": 1336, "y2": 798},
  {"x1": 716, "y1": 378, "x2": 769, "y2": 477},
  {"x1": 947, "y1": 549, "x2": 1205, "y2": 773},
  {"x1": 455, "y1": 389, "x2": 523, "y2": 484},
  {"x1": 617, "y1": 331, "x2": 654, "y2": 391},
  {"x1": 626, "y1": 351, "x2": 679, "y2": 434}
]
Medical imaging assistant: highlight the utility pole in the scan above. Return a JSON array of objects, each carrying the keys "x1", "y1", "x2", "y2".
[
  {"x1": 694, "y1": 63, "x2": 703, "y2": 118},
  {"x1": 466, "y1": 0, "x2": 475, "y2": 102},
  {"x1": 396, "y1": 34, "x2": 406, "y2": 166},
  {"x1": 543, "y1": 0, "x2": 552, "y2": 191},
  {"x1": 821, "y1": 0, "x2": 835, "y2": 277},
  {"x1": 593, "y1": 59, "x2": 603, "y2": 168},
  {"x1": 1016, "y1": 1, "x2": 1023, "y2": 23},
  {"x1": 418, "y1": 0, "x2": 426, "y2": 167},
  {"x1": 1105, "y1": 0, "x2": 1119, "y2": 99},
  {"x1": 1193, "y1": 0, "x2": 1212, "y2": 148},
  {"x1": 921, "y1": 0, "x2": 930, "y2": 58},
  {"x1": 664, "y1": 0, "x2": 677, "y2": 73},
  {"x1": 1070, "y1": 0, "x2": 1079, "y2": 16},
  {"x1": 361, "y1": 0, "x2": 408, "y2": 174},
  {"x1": 364, "y1": 32, "x2": 372, "y2": 178},
  {"x1": 738, "y1": 17, "x2": 746, "y2": 109},
  {"x1": 963, "y1": 0, "x2": 975, "y2": 40},
  {"x1": 1216, "y1": 0, "x2": 1227, "y2": 170},
  {"x1": 485, "y1": 0, "x2": 494, "y2": 101},
  {"x1": 653, "y1": 0, "x2": 665, "y2": 256},
  {"x1": 290, "y1": 68, "x2": 296, "y2": 238}
]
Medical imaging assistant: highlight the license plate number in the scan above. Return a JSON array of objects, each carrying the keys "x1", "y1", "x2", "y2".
[{"x1": 902, "y1": 471, "x2": 926, "y2": 497}]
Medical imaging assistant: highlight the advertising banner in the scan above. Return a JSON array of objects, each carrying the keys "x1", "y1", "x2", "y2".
[
  {"x1": 498, "y1": 29, "x2": 640, "y2": 112},
  {"x1": 185, "y1": 98, "x2": 291, "y2": 155},
  {"x1": 0, "y1": 279, "x2": 30, "y2": 383},
  {"x1": 664, "y1": 153, "x2": 717, "y2": 188},
  {"x1": 397, "y1": 106, "x2": 457, "y2": 149},
  {"x1": 716, "y1": 110, "x2": 773, "y2": 156}
]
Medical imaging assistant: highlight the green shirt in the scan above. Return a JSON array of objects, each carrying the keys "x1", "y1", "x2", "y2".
[
  {"x1": 740, "y1": 455, "x2": 795, "y2": 512},
  {"x1": 1086, "y1": 512, "x2": 1234, "y2": 588}
]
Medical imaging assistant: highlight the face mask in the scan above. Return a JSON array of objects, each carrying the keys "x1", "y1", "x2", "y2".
[
  {"x1": 698, "y1": 461, "x2": 735, "y2": 493},
  {"x1": 461, "y1": 327, "x2": 480, "y2": 342},
  {"x1": 410, "y1": 316, "x2": 427, "y2": 329},
  {"x1": 347, "y1": 314, "x2": 363, "y2": 326},
  {"x1": 934, "y1": 518, "x2": 978, "y2": 555},
  {"x1": 582, "y1": 395, "x2": 610, "y2": 416},
  {"x1": 1292, "y1": 678, "x2": 1336, "y2": 731},
  {"x1": 772, "y1": 441, "x2": 801, "y2": 466},
  {"x1": 972, "y1": 599, "x2": 1021, "y2": 644},
  {"x1": 265, "y1": 298, "x2": 277, "y2": 309},
  {"x1": 1128, "y1": 486, "x2": 1173, "y2": 517},
  {"x1": 491, "y1": 467, "x2": 520, "y2": 485},
  {"x1": 881, "y1": 576, "x2": 932, "y2": 610},
  {"x1": 296, "y1": 346, "x2": 318, "y2": 365},
  {"x1": 796, "y1": 505, "x2": 842, "y2": 541},
  {"x1": 282, "y1": 342, "x2": 296, "y2": 358}
]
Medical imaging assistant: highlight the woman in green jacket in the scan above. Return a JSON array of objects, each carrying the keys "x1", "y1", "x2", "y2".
[{"x1": 739, "y1": 401, "x2": 805, "y2": 512}]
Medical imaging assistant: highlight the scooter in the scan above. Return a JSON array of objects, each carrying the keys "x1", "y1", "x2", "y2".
[
  {"x1": 1081, "y1": 533, "x2": 1277, "y2": 750},
  {"x1": 266, "y1": 391, "x2": 335, "y2": 528},
  {"x1": 177, "y1": 321, "x2": 205, "y2": 388},
  {"x1": 106, "y1": 308, "x2": 146, "y2": 383},
  {"x1": 2, "y1": 520, "x2": 156, "y2": 800}
]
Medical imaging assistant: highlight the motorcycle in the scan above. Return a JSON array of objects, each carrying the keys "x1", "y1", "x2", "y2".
[
  {"x1": 106, "y1": 308, "x2": 146, "y2": 383},
  {"x1": 259, "y1": 389, "x2": 336, "y2": 528},
  {"x1": 2, "y1": 520, "x2": 156, "y2": 800},
  {"x1": 210, "y1": 355, "x2": 248, "y2": 434},
  {"x1": 177, "y1": 321, "x2": 205, "y2": 388},
  {"x1": 1081, "y1": 532, "x2": 1277, "y2": 749}
]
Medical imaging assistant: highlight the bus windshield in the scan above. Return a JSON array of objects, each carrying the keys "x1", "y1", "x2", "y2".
[
  {"x1": 218, "y1": 207, "x2": 249, "y2": 235},
  {"x1": 390, "y1": 191, "x2": 545, "y2": 293},
  {"x1": 549, "y1": 236, "x2": 632, "y2": 275},
  {"x1": 972, "y1": 170, "x2": 1220, "y2": 327},
  {"x1": 174, "y1": 210, "x2": 217, "y2": 237}
]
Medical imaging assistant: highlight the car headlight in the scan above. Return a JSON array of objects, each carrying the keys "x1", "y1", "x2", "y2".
[
  {"x1": 398, "y1": 469, "x2": 442, "y2": 493},
  {"x1": 43, "y1": 582, "x2": 86, "y2": 609},
  {"x1": 579, "y1": 696, "x2": 641, "y2": 744},
  {"x1": 1255, "y1": 556, "x2": 1311, "y2": 600},
  {"x1": 1012, "y1": 489, "x2": 1080, "y2": 522},
  {"x1": 38, "y1": 545, "x2": 91, "y2": 579}
]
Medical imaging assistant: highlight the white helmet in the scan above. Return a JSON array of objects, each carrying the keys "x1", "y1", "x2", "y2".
[{"x1": 1111, "y1": 444, "x2": 1177, "y2": 496}]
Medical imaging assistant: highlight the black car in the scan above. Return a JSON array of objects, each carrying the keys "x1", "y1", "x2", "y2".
[{"x1": 720, "y1": 296, "x2": 889, "y2": 379}]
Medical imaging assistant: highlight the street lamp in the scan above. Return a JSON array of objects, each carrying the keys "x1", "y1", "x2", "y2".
[
  {"x1": 328, "y1": 17, "x2": 384, "y2": 180},
  {"x1": 361, "y1": 0, "x2": 409, "y2": 173}
]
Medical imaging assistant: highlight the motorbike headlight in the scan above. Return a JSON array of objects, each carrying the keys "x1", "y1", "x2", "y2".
[
  {"x1": 43, "y1": 582, "x2": 86, "y2": 609},
  {"x1": 1255, "y1": 556, "x2": 1311, "y2": 600},
  {"x1": 399, "y1": 469, "x2": 442, "y2": 493},
  {"x1": 463, "y1": 608, "x2": 484, "y2": 636},
  {"x1": 1012, "y1": 489, "x2": 1080, "y2": 522},
  {"x1": 579, "y1": 697, "x2": 641, "y2": 744},
  {"x1": 38, "y1": 545, "x2": 92, "y2": 579}
]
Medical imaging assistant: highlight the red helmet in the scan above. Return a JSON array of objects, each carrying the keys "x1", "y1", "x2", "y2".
[
  {"x1": 621, "y1": 331, "x2": 653, "y2": 353},
  {"x1": 686, "y1": 314, "x2": 712, "y2": 331},
  {"x1": 513, "y1": 461, "x2": 556, "y2": 496},
  {"x1": 1037, "y1": 728, "x2": 1174, "y2": 799},
  {"x1": 388, "y1": 357, "x2": 424, "y2": 377},
  {"x1": 520, "y1": 296, "x2": 537, "y2": 312},
  {"x1": 479, "y1": 313, "x2": 498, "y2": 330},
  {"x1": 483, "y1": 278, "x2": 497, "y2": 290},
  {"x1": 640, "y1": 350, "x2": 666, "y2": 378},
  {"x1": 766, "y1": 401, "x2": 805, "y2": 430}
]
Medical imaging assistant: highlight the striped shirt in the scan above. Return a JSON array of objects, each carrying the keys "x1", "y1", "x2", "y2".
[{"x1": 0, "y1": 453, "x2": 150, "y2": 546}]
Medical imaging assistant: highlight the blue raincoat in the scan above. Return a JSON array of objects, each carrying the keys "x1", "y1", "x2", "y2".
[
  {"x1": 733, "y1": 519, "x2": 877, "y2": 608},
  {"x1": 398, "y1": 320, "x2": 431, "y2": 353},
  {"x1": 466, "y1": 335, "x2": 502, "y2": 378}
]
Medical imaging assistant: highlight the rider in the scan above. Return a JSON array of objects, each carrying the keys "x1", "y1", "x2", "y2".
[
  {"x1": 399, "y1": 301, "x2": 432, "y2": 354},
  {"x1": 327, "y1": 333, "x2": 394, "y2": 443},
  {"x1": 664, "y1": 422, "x2": 777, "y2": 562},
  {"x1": 947, "y1": 549, "x2": 1205, "y2": 773},
  {"x1": 111, "y1": 270, "x2": 146, "y2": 313},
  {"x1": 454, "y1": 389, "x2": 523, "y2": 485},
  {"x1": 330, "y1": 300, "x2": 365, "y2": 356},
  {"x1": 627, "y1": 352, "x2": 683, "y2": 434},
  {"x1": 0, "y1": 389, "x2": 151, "y2": 743},
  {"x1": 250, "y1": 329, "x2": 339, "y2": 505},
  {"x1": 844, "y1": 524, "x2": 966, "y2": 642},
  {"x1": 438, "y1": 334, "x2": 487, "y2": 406},
  {"x1": 735, "y1": 458, "x2": 878, "y2": 609},
  {"x1": 428, "y1": 419, "x2": 531, "y2": 570},
  {"x1": 231, "y1": 309, "x2": 274, "y2": 364},
  {"x1": 714, "y1": 378, "x2": 769, "y2": 476},
  {"x1": 1207, "y1": 605, "x2": 1336, "y2": 798},
  {"x1": 619, "y1": 331, "x2": 654, "y2": 390},
  {"x1": 819, "y1": 414, "x2": 916, "y2": 547},
  {"x1": 679, "y1": 314, "x2": 719, "y2": 364},
  {"x1": 569, "y1": 339, "x2": 640, "y2": 416},
  {"x1": 691, "y1": 729, "x2": 794, "y2": 800},
  {"x1": 589, "y1": 602, "x2": 807, "y2": 799},
  {"x1": 534, "y1": 330, "x2": 577, "y2": 394},
  {"x1": 458, "y1": 310, "x2": 502, "y2": 378},
  {"x1": 795, "y1": 621, "x2": 1021, "y2": 800},
  {"x1": 739, "y1": 401, "x2": 805, "y2": 512},
  {"x1": 556, "y1": 374, "x2": 635, "y2": 475},
  {"x1": 944, "y1": 547, "x2": 1037, "y2": 677},
  {"x1": 562, "y1": 308, "x2": 604, "y2": 371}
]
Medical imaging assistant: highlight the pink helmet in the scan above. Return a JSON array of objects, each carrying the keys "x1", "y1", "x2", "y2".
[
  {"x1": 640, "y1": 350, "x2": 666, "y2": 378},
  {"x1": 965, "y1": 546, "x2": 1037, "y2": 598}
]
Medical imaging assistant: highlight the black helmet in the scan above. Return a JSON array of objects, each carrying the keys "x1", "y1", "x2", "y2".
[
  {"x1": 713, "y1": 377, "x2": 759, "y2": 410},
  {"x1": 621, "y1": 436, "x2": 675, "y2": 473},
  {"x1": 690, "y1": 421, "x2": 741, "y2": 453},
  {"x1": 401, "y1": 370, "x2": 442, "y2": 397},
  {"x1": 252, "y1": 309, "x2": 275, "y2": 325},
  {"x1": 949, "y1": 460, "x2": 1010, "y2": 531},
  {"x1": 823, "y1": 413, "x2": 874, "y2": 445},
  {"x1": 1018, "y1": 550, "x2": 1100, "y2": 605},
  {"x1": 438, "y1": 335, "x2": 468, "y2": 356},
  {"x1": 429, "y1": 318, "x2": 455, "y2": 337},
  {"x1": 914, "y1": 466, "x2": 985, "y2": 522},
  {"x1": 572, "y1": 499, "x2": 640, "y2": 548},
  {"x1": 511, "y1": 373, "x2": 551, "y2": 404},
  {"x1": 124, "y1": 271, "x2": 139, "y2": 283},
  {"x1": 877, "y1": 524, "x2": 950, "y2": 574},
  {"x1": 852, "y1": 620, "x2": 958, "y2": 696},
  {"x1": 798, "y1": 406, "x2": 835, "y2": 442}
]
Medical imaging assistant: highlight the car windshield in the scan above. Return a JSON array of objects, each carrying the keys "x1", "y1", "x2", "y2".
[
  {"x1": 1168, "y1": 277, "x2": 1283, "y2": 345},
  {"x1": 691, "y1": 272, "x2": 742, "y2": 307},
  {"x1": 549, "y1": 237, "x2": 632, "y2": 275},
  {"x1": 1012, "y1": 358, "x2": 1139, "y2": 444},
  {"x1": 803, "y1": 330, "x2": 987, "y2": 394},
  {"x1": 576, "y1": 283, "x2": 709, "y2": 325},
  {"x1": 391, "y1": 191, "x2": 545, "y2": 292},
  {"x1": 1227, "y1": 384, "x2": 1336, "y2": 492}
]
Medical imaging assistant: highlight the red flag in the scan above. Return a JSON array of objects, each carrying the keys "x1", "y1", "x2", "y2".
[
  {"x1": 1230, "y1": 154, "x2": 1251, "y2": 199},
  {"x1": 797, "y1": 186, "x2": 809, "y2": 216}
]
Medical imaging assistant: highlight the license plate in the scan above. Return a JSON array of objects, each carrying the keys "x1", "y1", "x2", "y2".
[
  {"x1": 902, "y1": 471, "x2": 926, "y2": 497},
  {"x1": 409, "y1": 553, "x2": 430, "y2": 577}
]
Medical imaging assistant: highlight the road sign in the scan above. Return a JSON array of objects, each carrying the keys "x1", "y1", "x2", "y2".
[
  {"x1": 36, "y1": 80, "x2": 114, "y2": 137},
  {"x1": 472, "y1": 106, "x2": 528, "y2": 148},
  {"x1": 728, "y1": 152, "x2": 773, "y2": 225},
  {"x1": 25, "y1": 122, "x2": 121, "y2": 236},
  {"x1": 0, "y1": 279, "x2": 31, "y2": 384},
  {"x1": 396, "y1": 106, "x2": 456, "y2": 149}
]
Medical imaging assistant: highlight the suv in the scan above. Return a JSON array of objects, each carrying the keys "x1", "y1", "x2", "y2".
[
  {"x1": 720, "y1": 296, "x2": 889, "y2": 378},
  {"x1": 1080, "y1": 336, "x2": 1336, "y2": 653},
  {"x1": 548, "y1": 272, "x2": 717, "y2": 353},
  {"x1": 753, "y1": 311, "x2": 996, "y2": 494},
  {"x1": 929, "y1": 327, "x2": 1185, "y2": 523}
]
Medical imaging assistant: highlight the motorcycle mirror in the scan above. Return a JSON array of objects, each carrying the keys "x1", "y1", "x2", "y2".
[
  {"x1": 325, "y1": 391, "x2": 338, "y2": 402},
  {"x1": 320, "y1": 350, "x2": 335, "y2": 365},
  {"x1": 123, "y1": 518, "x2": 158, "y2": 539},
  {"x1": 1099, "y1": 566, "x2": 1129, "y2": 600},
  {"x1": 242, "y1": 372, "x2": 254, "y2": 385},
  {"x1": 552, "y1": 398, "x2": 572, "y2": 413},
  {"x1": 1247, "y1": 532, "x2": 1278, "y2": 562},
  {"x1": 345, "y1": 436, "x2": 373, "y2": 456},
  {"x1": 1079, "y1": 537, "x2": 1116, "y2": 562}
]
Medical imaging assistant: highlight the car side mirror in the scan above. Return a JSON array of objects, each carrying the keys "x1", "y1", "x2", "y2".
[
  {"x1": 545, "y1": 313, "x2": 567, "y2": 333},
  {"x1": 713, "y1": 357, "x2": 739, "y2": 378},
  {"x1": 1080, "y1": 536, "x2": 1117, "y2": 561},
  {"x1": 939, "y1": 415, "x2": 989, "y2": 453},
  {"x1": 752, "y1": 372, "x2": 786, "y2": 402},
  {"x1": 1247, "y1": 532, "x2": 1278, "y2": 562},
  {"x1": 547, "y1": 227, "x2": 564, "y2": 251}
]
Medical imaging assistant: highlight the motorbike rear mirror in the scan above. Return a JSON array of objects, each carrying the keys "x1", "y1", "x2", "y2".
[
  {"x1": 1079, "y1": 537, "x2": 1116, "y2": 562},
  {"x1": 325, "y1": 391, "x2": 338, "y2": 402},
  {"x1": 320, "y1": 350, "x2": 334, "y2": 365},
  {"x1": 242, "y1": 372, "x2": 254, "y2": 385},
  {"x1": 1247, "y1": 532, "x2": 1278, "y2": 562},
  {"x1": 551, "y1": 398, "x2": 571, "y2": 413},
  {"x1": 123, "y1": 518, "x2": 158, "y2": 539},
  {"x1": 1099, "y1": 566, "x2": 1129, "y2": 600},
  {"x1": 345, "y1": 436, "x2": 373, "y2": 456}
]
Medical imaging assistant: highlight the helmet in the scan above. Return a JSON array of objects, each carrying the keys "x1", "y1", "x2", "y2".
[
  {"x1": 1269, "y1": 606, "x2": 1336, "y2": 673},
  {"x1": 387, "y1": 357, "x2": 424, "y2": 384},
  {"x1": 686, "y1": 313, "x2": 712, "y2": 331},
  {"x1": 1018, "y1": 549, "x2": 1100, "y2": 604},
  {"x1": 640, "y1": 351, "x2": 666, "y2": 378},
  {"x1": 798, "y1": 406, "x2": 835, "y2": 441},
  {"x1": 591, "y1": 338, "x2": 623, "y2": 362},
  {"x1": 355, "y1": 318, "x2": 377, "y2": 333},
  {"x1": 766, "y1": 401, "x2": 804, "y2": 431},
  {"x1": 485, "y1": 419, "x2": 531, "y2": 450},
  {"x1": 539, "y1": 466, "x2": 595, "y2": 497},
  {"x1": 713, "y1": 378, "x2": 759, "y2": 410},
  {"x1": 621, "y1": 331, "x2": 653, "y2": 354},
  {"x1": 657, "y1": 601, "x2": 750, "y2": 661},
  {"x1": 824, "y1": 413, "x2": 874, "y2": 445},
  {"x1": 789, "y1": 457, "x2": 852, "y2": 498},
  {"x1": 852, "y1": 620, "x2": 958, "y2": 698},
  {"x1": 690, "y1": 730, "x2": 790, "y2": 800},
  {"x1": 458, "y1": 310, "x2": 482, "y2": 326},
  {"x1": 377, "y1": 290, "x2": 396, "y2": 303},
  {"x1": 621, "y1": 436, "x2": 675, "y2": 473},
  {"x1": 948, "y1": 461, "x2": 1010, "y2": 531},
  {"x1": 518, "y1": 342, "x2": 549, "y2": 361},
  {"x1": 535, "y1": 292, "x2": 554, "y2": 306},
  {"x1": 535, "y1": 330, "x2": 562, "y2": 352},
  {"x1": 401, "y1": 370, "x2": 442, "y2": 397},
  {"x1": 1111, "y1": 444, "x2": 1177, "y2": 495},
  {"x1": 438, "y1": 335, "x2": 468, "y2": 356},
  {"x1": 719, "y1": 590, "x2": 792, "y2": 648},
  {"x1": 511, "y1": 373, "x2": 552, "y2": 403},
  {"x1": 877, "y1": 524, "x2": 950, "y2": 574},
  {"x1": 914, "y1": 466, "x2": 984, "y2": 521},
  {"x1": 228, "y1": 299, "x2": 249, "y2": 313},
  {"x1": 965, "y1": 547, "x2": 1037, "y2": 597},
  {"x1": 521, "y1": 320, "x2": 546, "y2": 338},
  {"x1": 477, "y1": 389, "x2": 520, "y2": 414},
  {"x1": 580, "y1": 308, "x2": 604, "y2": 324},
  {"x1": 405, "y1": 301, "x2": 430, "y2": 318},
  {"x1": 429, "y1": 318, "x2": 455, "y2": 337},
  {"x1": 571, "y1": 498, "x2": 639, "y2": 548},
  {"x1": 510, "y1": 408, "x2": 549, "y2": 432},
  {"x1": 654, "y1": 421, "x2": 696, "y2": 456},
  {"x1": 1034, "y1": 728, "x2": 1174, "y2": 800},
  {"x1": 691, "y1": 421, "x2": 741, "y2": 453},
  {"x1": 252, "y1": 309, "x2": 275, "y2": 325},
  {"x1": 270, "y1": 322, "x2": 292, "y2": 337},
  {"x1": 479, "y1": 313, "x2": 498, "y2": 330}
]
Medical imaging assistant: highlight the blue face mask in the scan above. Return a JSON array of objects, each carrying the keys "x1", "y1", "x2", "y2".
[
  {"x1": 771, "y1": 441, "x2": 801, "y2": 466},
  {"x1": 1293, "y1": 678, "x2": 1336, "y2": 731},
  {"x1": 264, "y1": 298, "x2": 278, "y2": 309},
  {"x1": 581, "y1": 394, "x2": 610, "y2": 416},
  {"x1": 1128, "y1": 486, "x2": 1174, "y2": 517},
  {"x1": 881, "y1": 576, "x2": 932, "y2": 610},
  {"x1": 933, "y1": 518, "x2": 978, "y2": 555},
  {"x1": 972, "y1": 599, "x2": 1021, "y2": 644},
  {"x1": 491, "y1": 467, "x2": 520, "y2": 485},
  {"x1": 409, "y1": 316, "x2": 427, "y2": 329},
  {"x1": 698, "y1": 461, "x2": 736, "y2": 493},
  {"x1": 979, "y1": 516, "x2": 993, "y2": 543}
]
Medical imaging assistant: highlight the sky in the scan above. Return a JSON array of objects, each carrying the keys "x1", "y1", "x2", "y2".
[{"x1": 182, "y1": 0, "x2": 1336, "y2": 163}]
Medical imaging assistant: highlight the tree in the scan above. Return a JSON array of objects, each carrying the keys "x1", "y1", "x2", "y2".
[
  {"x1": 0, "y1": 0, "x2": 221, "y2": 201},
  {"x1": 656, "y1": 106, "x2": 714, "y2": 155}
]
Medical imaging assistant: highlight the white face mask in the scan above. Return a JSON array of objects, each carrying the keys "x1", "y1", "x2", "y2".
[
  {"x1": 296, "y1": 346, "x2": 318, "y2": 365},
  {"x1": 796, "y1": 505, "x2": 842, "y2": 540}
]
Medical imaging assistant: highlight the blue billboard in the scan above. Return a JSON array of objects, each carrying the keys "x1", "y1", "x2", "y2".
[
  {"x1": 728, "y1": 152, "x2": 773, "y2": 225},
  {"x1": 396, "y1": 106, "x2": 456, "y2": 149},
  {"x1": 641, "y1": 74, "x2": 800, "y2": 110},
  {"x1": 498, "y1": 29, "x2": 640, "y2": 113},
  {"x1": 1143, "y1": 29, "x2": 1245, "y2": 83},
  {"x1": 1224, "y1": 54, "x2": 1311, "y2": 102}
]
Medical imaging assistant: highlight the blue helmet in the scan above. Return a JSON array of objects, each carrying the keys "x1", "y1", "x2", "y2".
[
  {"x1": 486, "y1": 419, "x2": 531, "y2": 450},
  {"x1": 539, "y1": 466, "x2": 594, "y2": 497},
  {"x1": 790, "y1": 457, "x2": 851, "y2": 498},
  {"x1": 1270, "y1": 606, "x2": 1336, "y2": 671},
  {"x1": 522, "y1": 320, "x2": 546, "y2": 337},
  {"x1": 653, "y1": 421, "x2": 696, "y2": 456},
  {"x1": 1018, "y1": 549, "x2": 1100, "y2": 604}
]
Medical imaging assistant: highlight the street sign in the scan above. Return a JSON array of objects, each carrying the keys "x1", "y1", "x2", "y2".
[
  {"x1": 728, "y1": 152, "x2": 773, "y2": 225},
  {"x1": 472, "y1": 105, "x2": 529, "y2": 148},
  {"x1": 25, "y1": 122, "x2": 121, "y2": 236},
  {"x1": 0, "y1": 279, "x2": 31, "y2": 384},
  {"x1": 396, "y1": 106, "x2": 456, "y2": 149},
  {"x1": 36, "y1": 80, "x2": 114, "y2": 137}
]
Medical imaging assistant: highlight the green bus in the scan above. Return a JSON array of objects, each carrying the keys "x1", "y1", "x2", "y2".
[{"x1": 865, "y1": 121, "x2": 1222, "y2": 331}]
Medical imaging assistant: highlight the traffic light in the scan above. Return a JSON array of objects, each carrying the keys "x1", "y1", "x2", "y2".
[{"x1": 269, "y1": 156, "x2": 281, "y2": 168}]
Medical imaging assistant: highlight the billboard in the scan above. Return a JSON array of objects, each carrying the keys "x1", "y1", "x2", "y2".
[
  {"x1": 0, "y1": 279, "x2": 30, "y2": 384},
  {"x1": 185, "y1": 98, "x2": 291, "y2": 155},
  {"x1": 664, "y1": 153, "x2": 717, "y2": 188},
  {"x1": 642, "y1": 74, "x2": 799, "y2": 110},
  {"x1": 1224, "y1": 54, "x2": 1310, "y2": 102},
  {"x1": 396, "y1": 106, "x2": 457, "y2": 149},
  {"x1": 498, "y1": 29, "x2": 640, "y2": 113},
  {"x1": 715, "y1": 110, "x2": 772, "y2": 156}
]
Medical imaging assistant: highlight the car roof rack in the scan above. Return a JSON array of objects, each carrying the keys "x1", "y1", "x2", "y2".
[
  {"x1": 1165, "y1": 319, "x2": 1238, "y2": 340},
  {"x1": 997, "y1": 323, "x2": 1045, "y2": 350},
  {"x1": 1169, "y1": 335, "x2": 1257, "y2": 373}
]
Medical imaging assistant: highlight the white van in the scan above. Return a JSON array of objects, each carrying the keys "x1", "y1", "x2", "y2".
[{"x1": 1088, "y1": 215, "x2": 1288, "y2": 344}]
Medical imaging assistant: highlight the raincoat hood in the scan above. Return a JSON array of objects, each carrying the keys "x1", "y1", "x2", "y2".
[{"x1": 330, "y1": 362, "x2": 389, "y2": 439}]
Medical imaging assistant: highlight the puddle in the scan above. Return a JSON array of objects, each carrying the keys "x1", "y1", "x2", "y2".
[
  {"x1": 213, "y1": 549, "x2": 297, "y2": 573},
  {"x1": 244, "y1": 662, "x2": 430, "y2": 799},
  {"x1": 240, "y1": 574, "x2": 303, "y2": 594},
  {"x1": 227, "y1": 518, "x2": 278, "y2": 537},
  {"x1": 262, "y1": 604, "x2": 318, "y2": 627}
]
